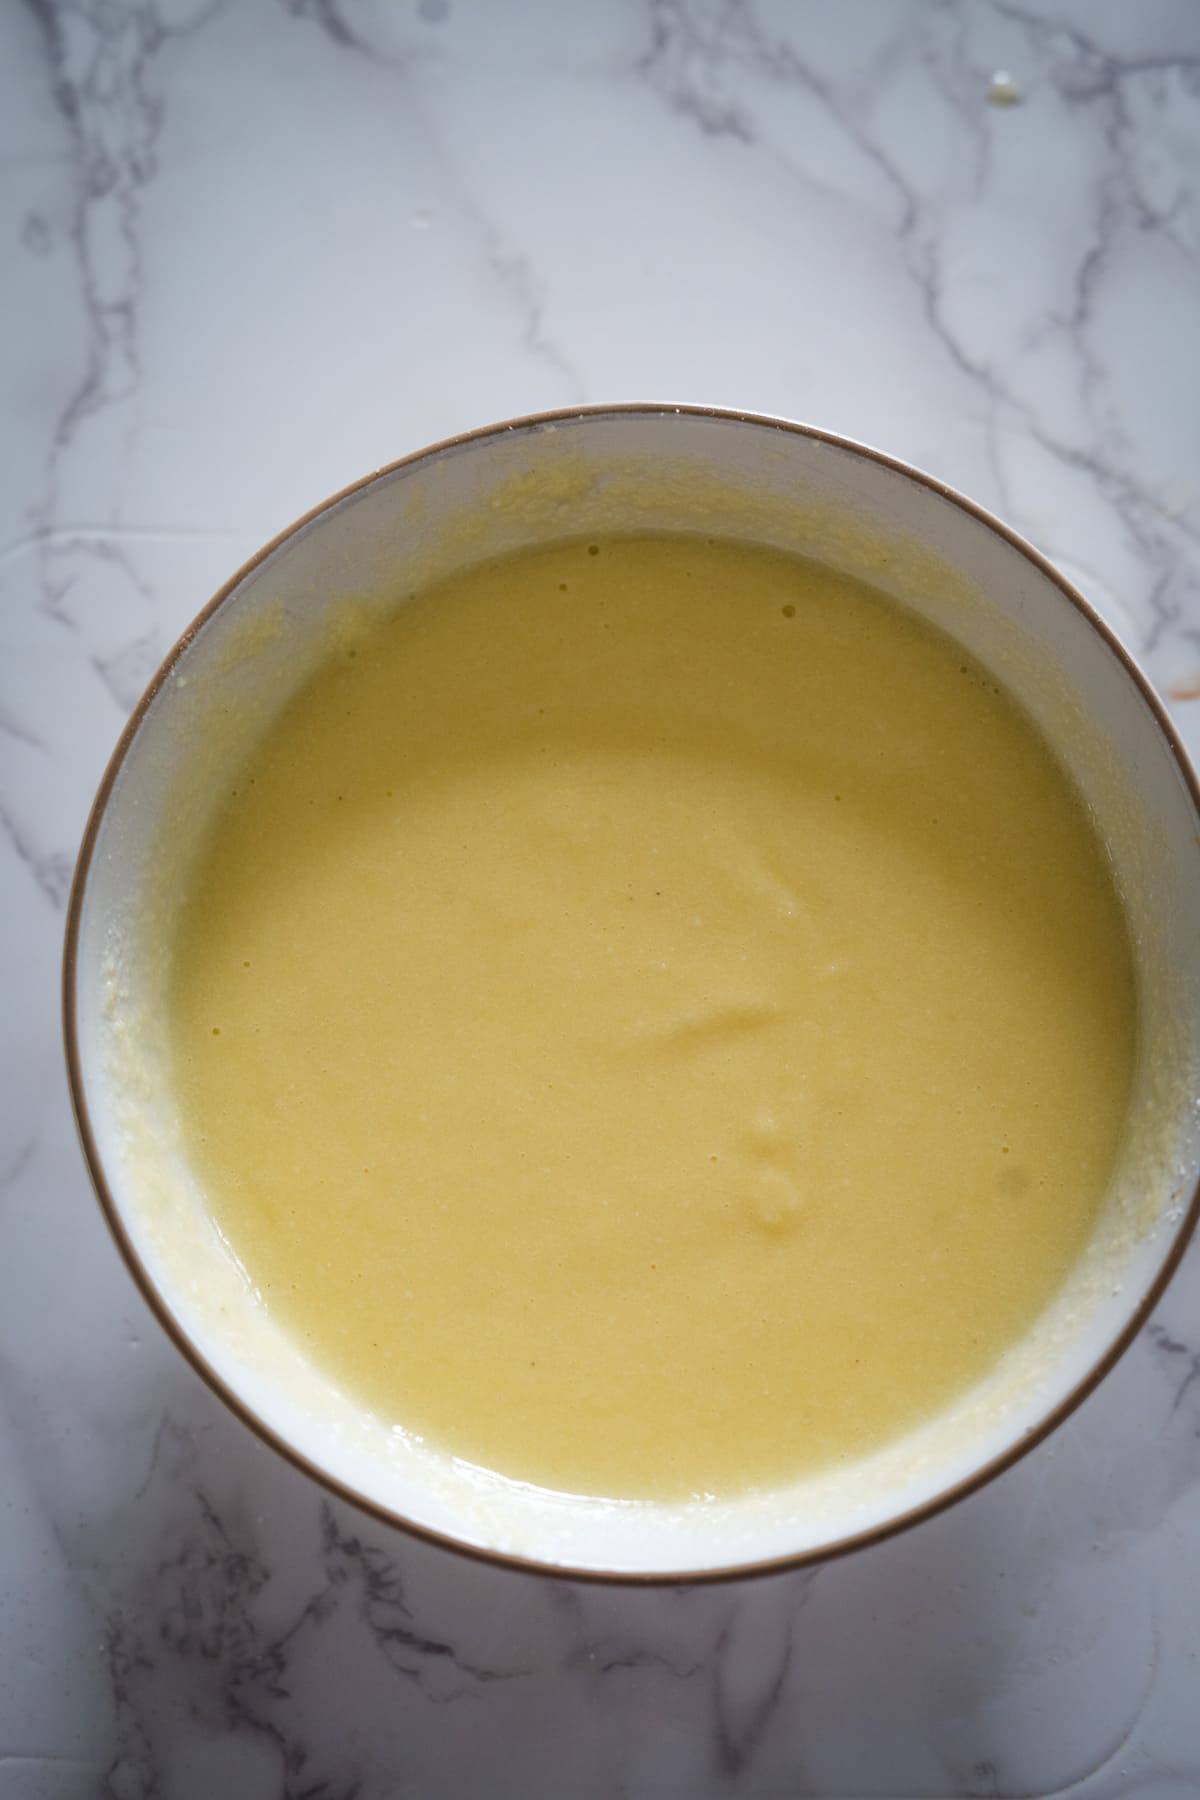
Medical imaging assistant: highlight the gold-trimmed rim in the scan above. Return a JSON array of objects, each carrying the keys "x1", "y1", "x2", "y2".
[{"x1": 62, "y1": 402, "x2": 1200, "y2": 1586}]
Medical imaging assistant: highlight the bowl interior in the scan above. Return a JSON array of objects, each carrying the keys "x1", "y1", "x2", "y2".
[{"x1": 70, "y1": 409, "x2": 1200, "y2": 1578}]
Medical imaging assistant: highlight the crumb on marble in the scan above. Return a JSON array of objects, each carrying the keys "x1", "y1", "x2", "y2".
[{"x1": 987, "y1": 70, "x2": 1023, "y2": 107}]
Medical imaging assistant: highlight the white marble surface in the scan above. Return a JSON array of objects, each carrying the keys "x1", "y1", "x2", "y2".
[{"x1": 3, "y1": 1, "x2": 1200, "y2": 1793}]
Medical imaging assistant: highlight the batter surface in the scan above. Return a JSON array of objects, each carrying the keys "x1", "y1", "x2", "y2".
[{"x1": 169, "y1": 534, "x2": 1136, "y2": 1499}]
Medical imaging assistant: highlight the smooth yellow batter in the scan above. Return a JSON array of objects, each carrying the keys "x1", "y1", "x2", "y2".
[{"x1": 169, "y1": 534, "x2": 1136, "y2": 1500}]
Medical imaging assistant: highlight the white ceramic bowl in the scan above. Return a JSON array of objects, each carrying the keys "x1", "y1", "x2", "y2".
[{"x1": 65, "y1": 406, "x2": 1200, "y2": 1582}]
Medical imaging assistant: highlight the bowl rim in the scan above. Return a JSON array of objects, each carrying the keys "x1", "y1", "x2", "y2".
[{"x1": 62, "y1": 401, "x2": 1200, "y2": 1585}]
